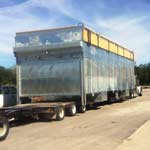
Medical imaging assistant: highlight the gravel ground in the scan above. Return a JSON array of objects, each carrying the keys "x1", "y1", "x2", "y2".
[{"x1": 0, "y1": 89, "x2": 150, "y2": 150}]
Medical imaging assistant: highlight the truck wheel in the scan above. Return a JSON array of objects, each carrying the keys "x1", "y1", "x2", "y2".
[
  {"x1": 67, "y1": 104, "x2": 77, "y2": 116},
  {"x1": 139, "y1": 93, "x2": 142, "y2": 96},
  {"x1": 78, "y1": 105, "x2": 86, "y2": 113},
  {"x1": 131, "y1": 93, "x2": 134, "y2": 99},
  {"x1": 0, "y1": 116, "x2": 9, "y2": 141},
  {"x1": 56, "y1": 106, "x2": 65, "y2": 121}
]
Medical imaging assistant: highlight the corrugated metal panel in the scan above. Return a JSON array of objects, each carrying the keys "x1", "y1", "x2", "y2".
[
  {"x1": 118, "y1": 46, "x2": 124, "y2": 56},
  {"x1": 91, "y1": 32, "x2": 98, "y2": 46},
  {"x1": 19, "y1": 53, "x2": 81, "y2": 96},
  {"x1": 109, "y1": 42, "x2": 118, "y2": 54},
  {"x1": 98, "y1": 36, "x2": 109, "y2": 50},
  {"x1": 83, "y1": 43, "x2": 135, "y2": 93},
  {"x1": 82, "y1": 28, "x2": 89, "y2": 43}
]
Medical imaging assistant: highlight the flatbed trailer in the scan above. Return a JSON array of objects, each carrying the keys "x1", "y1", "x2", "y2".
[
  {"x1": 0, "y1": 102, "x2": 76, "y2": 141},
  {"x1": 0, "y1": 24, "x2": 137, "y2": 142}
]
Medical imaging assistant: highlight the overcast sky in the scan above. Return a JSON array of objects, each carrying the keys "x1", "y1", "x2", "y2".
[{"x1": 0, "y1": 0, "x2": 150, "y2": 67}]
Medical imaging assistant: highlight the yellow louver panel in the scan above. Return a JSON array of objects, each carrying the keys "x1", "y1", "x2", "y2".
[
  {"x1": 91, "y1": 32, "x2": 98, "y2": 46},
  {"x1": 124, "y1": 49, "x2": 131, "y2": 59},
  {"x1": 82, "y1": 28, "x2": 89, "y2": 42},
  {"x1": 82, "y1": 27, "x2": 134, "y2": 61},
  {"x1": 99, "y1": 36, "x2": 109, "y2": 50},
  {"x1": 118, "y1": 46, "x2": 124, "y2": 56},
  {"x1": 109, "y1": 42, "x2": 118, "y2": 54},
  {"x1": 130, "y1": 52, "x2": 134, "y2": 60}
]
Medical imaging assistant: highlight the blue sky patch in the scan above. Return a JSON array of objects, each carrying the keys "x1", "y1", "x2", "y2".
[
  {"x1": 0, "y1": 0, "x2": 28, "y2": 8},
  {"x1": 0, "y1": 0, "x2": 149, "y2": 67}
]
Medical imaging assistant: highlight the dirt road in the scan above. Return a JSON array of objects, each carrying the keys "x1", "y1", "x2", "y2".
[
  {"x1": 116, "y1": 120, "x2": 150, "y2": 150},
  {"x1": 0, "y1": 89, "x2": 150, "y2": 150}
]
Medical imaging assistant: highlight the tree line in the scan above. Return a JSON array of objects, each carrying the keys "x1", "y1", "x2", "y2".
[
  {"x1": 135, "y1": 63, "x2": 150, "y2": 86},
  {"x1": 0, "y1": 66, "x2": 16, "y2": 86},
  {"x1": 0, "y1": 63, "x2": 150, "y2": 86}
]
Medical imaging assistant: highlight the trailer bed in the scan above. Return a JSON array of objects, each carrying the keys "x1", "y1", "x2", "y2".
[
  {"x1": 0, "y1": 102, "x2": 75, "y2": 117},
  {"x1": 0, "y1": 101, "x2": 77, "y2": 141},
  {"x1": 0, "y1": 102, "x2": 73, "y2": 110}
]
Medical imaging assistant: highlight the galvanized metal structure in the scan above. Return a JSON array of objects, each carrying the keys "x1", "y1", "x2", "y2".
[{"x1": 14, "y1": 24, "x2": 135, "y2": 107}]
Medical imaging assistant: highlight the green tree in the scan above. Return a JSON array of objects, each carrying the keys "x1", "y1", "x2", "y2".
[
  {"x1": 0, "y1": 66, "x2": 16, "y2": 86},
  {"x1": 135, "y1": 63, "x2": 150, "y2": 85}
]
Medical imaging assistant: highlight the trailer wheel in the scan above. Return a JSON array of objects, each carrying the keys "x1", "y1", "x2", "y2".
[
  {"x1": 131, "y1": 92, "x2": 134, "y2": 99},
  {"x1": 67, "y1": 104, "x2": 77, "y2": 116},
  {"x1": 130, "y1": 90, "x2": 134, "y2": 99},
  {"x1": 78, "y1": 105, "x2": 86, "y2": 113},
  {"x1": 56, "y1": 106, "x2": 65, "y2": 121},
  {"x1": 0, "y1": 116, "x2": 9, "y2": 141}
]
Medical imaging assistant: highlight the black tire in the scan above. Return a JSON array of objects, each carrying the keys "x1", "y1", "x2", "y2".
[
  {"x1": 67, "y1": 104, "x2": 77, "y2": 116},
  {"x1": 38, "y1": 113, "x2": 55, "y2": 121},
  {"x1": 87, "y1": 103, "x2": 98, "y2": 110},
  {"x1": 130, "y1": 90, "x2": 135, "y2": 99},
  {"x1": 0, "y1": 116, "x2": 9, "y2": 141},
  {"x1": 56, "y1": 106, "x2": 65, "y2": 121},
  {"x1": 78, "y1": 105, "x2": 86, "y2": 113}
]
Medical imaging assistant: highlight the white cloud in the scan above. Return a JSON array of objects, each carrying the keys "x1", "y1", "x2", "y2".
[
  {"x1": 93, "y1": 16, "x2": 150, "y2": 64},
  {"x1": 0, "y1": 0, "x2": 63, "y2": 54},
  {"x1": 0, "y1": 0, "x2": 149, "y2": 65}
]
